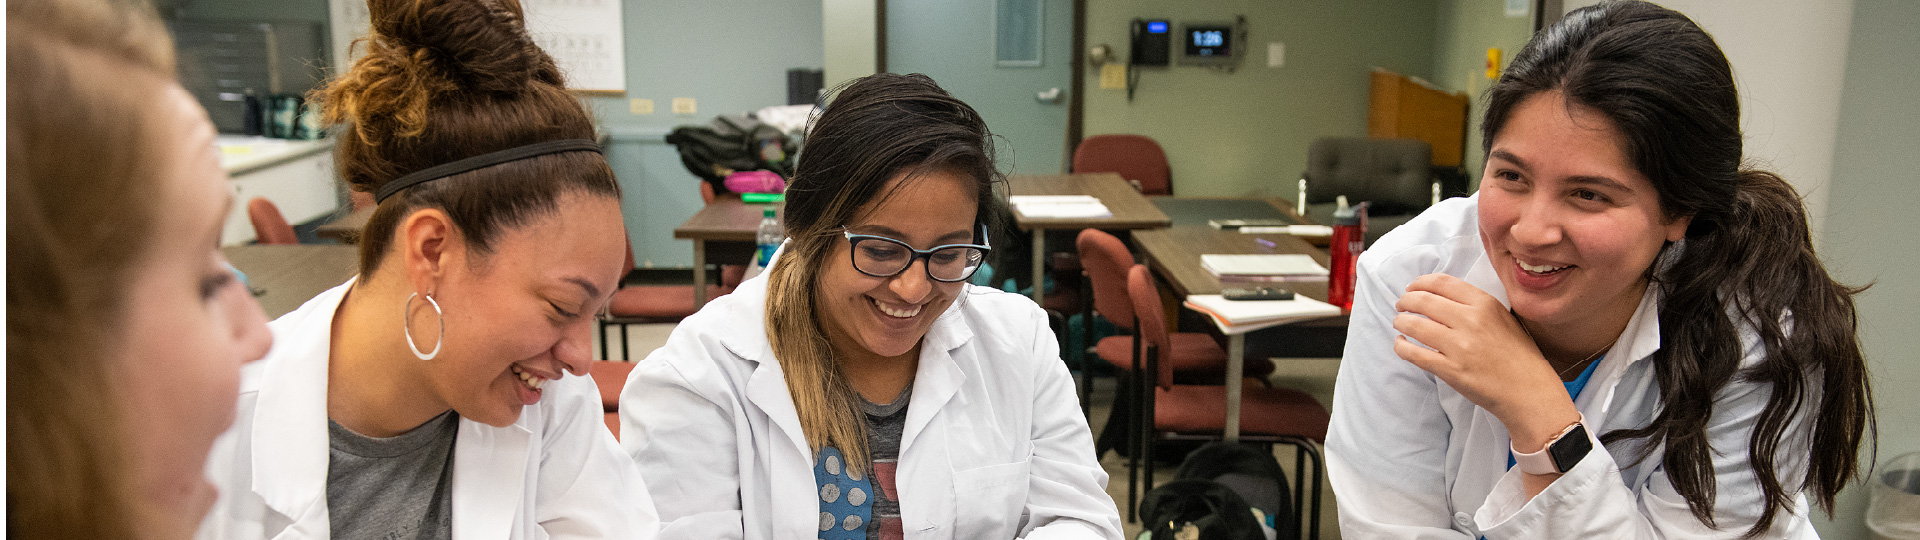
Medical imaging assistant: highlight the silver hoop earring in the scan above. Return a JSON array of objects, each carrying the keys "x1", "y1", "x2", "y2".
[{"x1": 405, "y1": 292, "x2": 444, "y2": 360}]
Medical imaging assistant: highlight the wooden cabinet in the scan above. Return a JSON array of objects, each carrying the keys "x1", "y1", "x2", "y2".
[{"x1": 1367, "y1": 68, "x2": 1469, "y2": 168}]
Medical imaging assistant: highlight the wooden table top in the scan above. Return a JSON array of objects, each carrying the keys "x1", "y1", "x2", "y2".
[
  {"x1": 1008, "y1": 173, "x2": 1171, "y2": 230},
  {"x1": 673, "y1": 195, "x2": 778, "y2": 243},
  {"x1": 1131, "y1": 226, "x2": 1334, "y2": 301},
  {"x1": 314, "y1": 206, "x2": 373, "y2": 243},
  {"x1": 224, "y1": 244, "x2": 360, "y2": 319}
]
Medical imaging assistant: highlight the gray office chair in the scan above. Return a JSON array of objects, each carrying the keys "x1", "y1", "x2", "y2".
[{"x1": 1296, "y1": 137, "x2": 1437, "y2": 246}]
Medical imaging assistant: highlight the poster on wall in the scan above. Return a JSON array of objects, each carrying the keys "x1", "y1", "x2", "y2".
[{"x1": 328, "y1": 0, "x2": 626, "y2": 94}]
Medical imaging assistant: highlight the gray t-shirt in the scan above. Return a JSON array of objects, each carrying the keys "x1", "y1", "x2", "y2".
[
  {"x1": 326, "y1": 410, "x2": 458, "y2": 540},
  {"x1": 858, "y1": 384, "x2": 910, "y2": 540}
]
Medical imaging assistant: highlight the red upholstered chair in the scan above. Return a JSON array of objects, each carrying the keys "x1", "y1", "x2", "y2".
[
  {"x1": 597, "y1": 235, "x2": 743, "y2": 360},
  {"x1": 1128, "y1": 264, "x2": 1327, "y2": 538},
  {"x1": 1078, "y1": 229, "x2": 1276, "y2": 460},
  {"x1": 247, "y1": 197, "x2": 299, "y2": 245},
  {"x1": 1072, "y1": 134, "x2": 1171, "y2": 196},
  {"x1": 590, "y1": 360, "x2": 636, "y2": 440},
  {"x1": 698, "y1": 181, "x2": 717, "y2": 205}
]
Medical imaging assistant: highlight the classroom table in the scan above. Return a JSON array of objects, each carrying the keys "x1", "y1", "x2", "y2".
[
  {"x1": 1009, "y1": 173, "x2": 1171, "y2": 306},
  {"x1": 314, "y1": 206, "x2": 373, "y2": 243},
  {"x1": 1130, "y1": 226, "x2": 1347, "y2": 441},
  {"x1": 224, "y1": 244, "x2": 361, "y2": 319},
  {"x1": 673, "y1": 194, "x2": 772, "y2": 308}
]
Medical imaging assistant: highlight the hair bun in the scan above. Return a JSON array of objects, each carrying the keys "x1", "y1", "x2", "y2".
[
  {"x1": 321, "y1": 0, "x2": 563, "y2": 143},
  {"x1": 368, "y1": 0, "x2": 561, "y2": 93}
]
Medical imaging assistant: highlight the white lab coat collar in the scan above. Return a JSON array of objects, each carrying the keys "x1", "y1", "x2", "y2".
[
  {"x1": 715, "y1": 272, "x2": 980, "y2": 463},
  {"x1": 244, "y1": 278, "x2": 535, "y2": 540}
]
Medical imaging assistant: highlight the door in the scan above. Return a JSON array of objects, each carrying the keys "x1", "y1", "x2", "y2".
[{"x1": 886, "y1": 0, "x2": 1074, "y2": 176}]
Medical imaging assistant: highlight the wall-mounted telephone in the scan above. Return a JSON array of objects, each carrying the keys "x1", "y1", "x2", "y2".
[{"x1": 1129, "y1": 19, "x2": 1170, "y2": 67}]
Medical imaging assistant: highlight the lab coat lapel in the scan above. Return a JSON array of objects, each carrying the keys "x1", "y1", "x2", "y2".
[
  {"x1": 251, "y1": 279, "x2": 352, "y2": 529},
  {"x1": 450, "y1": 419, "x2": 530, "y2": 540},
  {"x1": 900, "y1": 304, "x2": 972, "y2": 457}
]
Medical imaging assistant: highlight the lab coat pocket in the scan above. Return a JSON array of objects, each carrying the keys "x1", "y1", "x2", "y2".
[{"x1": 951, "y1": 459, "x2": 1032, "y2": 537}]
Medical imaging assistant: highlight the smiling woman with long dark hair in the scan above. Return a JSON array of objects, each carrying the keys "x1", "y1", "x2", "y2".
[
  {"x1": 620, "y1": 73, "x2": 1123, "y2": 539},
  {"x1": 1325, "y1": 1, "x2": 1874, "y2": 537}
]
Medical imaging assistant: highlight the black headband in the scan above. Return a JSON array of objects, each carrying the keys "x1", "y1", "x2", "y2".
[{"x1": 373, "y1": 139, "x2": 604, "y2": 203}]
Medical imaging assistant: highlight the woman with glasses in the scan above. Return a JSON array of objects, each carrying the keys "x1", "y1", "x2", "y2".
[{"x1": 621, "y1": 73, "x2": 1124, "y2": 539}]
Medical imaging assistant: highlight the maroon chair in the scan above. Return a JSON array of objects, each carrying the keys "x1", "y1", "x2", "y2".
[
  {"x1": 246, "y1": 197, "x2": 299, "y2": 245},
  {"x1": 1078, "y1": 229, "x2": 1276, "y2": 461},
  {"x1": 1072, "y1": 134, "x2": 1172, "y2": 195},
  {"x1": 1128, "y1": 264, "x2": 1328, "y2": 538},
  {"x1": 590, "y1": 360, "x2": 637, "y2": 440},
  {"x1": 597, "y1": 235, "x2": 742, "y2": 360}
]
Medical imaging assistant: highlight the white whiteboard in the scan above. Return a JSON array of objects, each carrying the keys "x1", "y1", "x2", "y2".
[{"x1": 329, "y1": 0, "x2": 626, "y2": 93}]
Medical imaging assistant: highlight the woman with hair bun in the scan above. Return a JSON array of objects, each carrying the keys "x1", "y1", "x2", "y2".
[
  {"x1": 1325, "y1": 1, "x2": 1874, "y2": 538},
  {"x1": 198, "y1": 0, "x2": 658, "y2": 538}
]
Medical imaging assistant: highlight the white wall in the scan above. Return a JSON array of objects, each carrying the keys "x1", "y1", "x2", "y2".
[{"x1": 823, "y1": 0, "x2": 877, "y2": 90}]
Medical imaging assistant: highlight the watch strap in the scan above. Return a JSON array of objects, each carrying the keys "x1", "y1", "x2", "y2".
[{"x1": 1511, "y1": 413, "x2": 1591, "y2": 475}]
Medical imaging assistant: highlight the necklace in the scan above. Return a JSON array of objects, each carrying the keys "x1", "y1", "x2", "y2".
[{"x1": 1514, "y1": 311, "x2": 1617, "y2": 379}]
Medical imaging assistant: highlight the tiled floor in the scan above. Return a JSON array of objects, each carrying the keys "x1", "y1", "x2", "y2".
[{"x1": 597, "y1": 324, "x2": 1344, "y2": 540}]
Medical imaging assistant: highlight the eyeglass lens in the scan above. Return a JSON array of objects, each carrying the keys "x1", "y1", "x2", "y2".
[{"x1": 852, "y1": 238, "x2": 985, "y2": 281}]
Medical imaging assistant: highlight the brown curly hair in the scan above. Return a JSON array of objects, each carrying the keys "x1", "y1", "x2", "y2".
[{"x1": 313, "y1": 0, "x2": 619, "y2": 275}]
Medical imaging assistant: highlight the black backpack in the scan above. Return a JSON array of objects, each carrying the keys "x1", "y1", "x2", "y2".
[
  {"x1": 663, "y1": 115, "x2": 795, "y2": 194},
  {"x1": 1140, "y1": 442, "x2": 1299, "y2": 540},
  {"x1": 1137, "y1": 479, "x2": 1265, "y2": 540}
]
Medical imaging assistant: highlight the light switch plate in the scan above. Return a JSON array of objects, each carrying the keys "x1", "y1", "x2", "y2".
[
  {"x1": 1099, "y1": 64, "x2": 1127, "y2": 89},
  {"x1": 1267, "y1": 42, "x2": 1285, "y2": 68},
  {"x1": 671, "y1": 97, "x2": 697, "y2": 115},
  {"x1": 629, "y1": 98, "x2": 655, "y2": 115}
]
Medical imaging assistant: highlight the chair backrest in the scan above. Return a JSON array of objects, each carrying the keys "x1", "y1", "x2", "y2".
[
  {"x1": 247, "y1": 197, "x2": 298, "y2": 245},
  {"x1": 1302, "y1": 137, "x2": 1432, "y2": 215},
  {"x1": 1126, "y1": 264, "x2": 1176, "y2": 388},
  {"x1": 1076, "y1": 229, "x2": 1136, "y2": 331},
  {"x1": 348, "y1": 190, "x2": 375, "y2": 211},
  {"x1": 698, "y1": 181, "x2": 717, "y2": 206},
  {"x1": 1073, "y1": 134, "x2": 1171, "y2": 196}
]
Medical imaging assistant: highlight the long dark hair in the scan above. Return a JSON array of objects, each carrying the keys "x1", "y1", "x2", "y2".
[
  {"x1": 1483, "y1": 1, "x2": 1872, "y2": 535},
  {"x1": 764, "y1": 73, "x2": 1004, "y2": 471},
  {"x1": 314, "y1": 0, "x2": 619, "y2": 275}
]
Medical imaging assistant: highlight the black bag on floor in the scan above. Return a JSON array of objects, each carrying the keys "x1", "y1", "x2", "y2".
[
  {"x1": 1140, "y1": 441, "x2": 1300, "y2": 540},
  {"x1": 1137, "y1": 479, "x2": 1265, "y2": 540}
]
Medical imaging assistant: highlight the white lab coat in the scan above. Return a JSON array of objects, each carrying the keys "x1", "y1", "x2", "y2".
[
  {"x1": 1325, "y1": 195, "x2": 1819, "y2": 539},
  {"x1": 619, "y1": 274, "x2": 1123, "y2": 540},
  {"x1": 197, "y1": 279, "x2": 660, "y2": 540}
]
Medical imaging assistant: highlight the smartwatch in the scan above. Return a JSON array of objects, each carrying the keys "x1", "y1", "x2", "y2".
[{"x1": 1511, "y1": 413, "x2": 1592, "y2": 475}]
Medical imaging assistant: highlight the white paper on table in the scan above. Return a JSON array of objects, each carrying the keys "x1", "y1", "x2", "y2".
[
  {"x1": 1009, "y1": 195, "x2": 1111, "y2": 219},
  {"x1": 1201, "y1": 254, "x2": 1329, "y2": 277},
  {"x1": 1183, "y1": 294, "x2": 1342, "y2": 332}
]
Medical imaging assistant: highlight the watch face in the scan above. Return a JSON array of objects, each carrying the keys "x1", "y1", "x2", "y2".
[{"x1": 1549, "y1": 424, "x2": 1593, "y2": 473}]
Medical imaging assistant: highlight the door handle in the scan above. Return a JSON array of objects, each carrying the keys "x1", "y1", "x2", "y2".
[{"x1": 1035, "y1": 87, "x2": 1063, "y2": 103}]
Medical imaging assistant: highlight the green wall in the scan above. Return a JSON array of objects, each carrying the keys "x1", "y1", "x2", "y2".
[
  {"x1": 1431, "y1": 0, "x2": 1534, "y2": 188},
  {"x1": 1083, "y1": 0, "x2": 1439, "y2": 198},
  {"x1": 1816, "y1": 0, "x2": 1920, "y2": 536},
  {"x1": 582, "y1": 0, "x2": 825, "y2": 267}
]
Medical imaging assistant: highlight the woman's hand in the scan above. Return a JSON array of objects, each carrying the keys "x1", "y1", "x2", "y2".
[{"x1": 1390, "y1": 273, "x2": 1579, "y2": 453}]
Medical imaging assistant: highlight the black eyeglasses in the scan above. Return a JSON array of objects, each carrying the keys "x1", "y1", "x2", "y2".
[{"x1": 841, "y1": 225, "x2": 992, "y2": 283}]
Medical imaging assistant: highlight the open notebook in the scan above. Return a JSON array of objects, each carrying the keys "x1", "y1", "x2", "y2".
[{"x1": 1184, "y1": 294, "x2": 1343, "y2": 332}]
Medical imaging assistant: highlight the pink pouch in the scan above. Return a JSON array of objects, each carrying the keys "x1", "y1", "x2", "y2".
[{"x1": 724, "y1": 170, "x2": 786, "y2": 194}]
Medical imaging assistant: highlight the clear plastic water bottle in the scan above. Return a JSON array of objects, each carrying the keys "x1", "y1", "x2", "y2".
[{"x1": 753, "y1": 206, "x2": 782, "y2": 269}]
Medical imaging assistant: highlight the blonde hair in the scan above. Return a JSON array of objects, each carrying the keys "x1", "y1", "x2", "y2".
[
  {"x1": 6, "y1": 0, "x2": 179, "y2": 536},
  {"x1": 764, "y1": 74, "x2": 1002, "y2": 473}
]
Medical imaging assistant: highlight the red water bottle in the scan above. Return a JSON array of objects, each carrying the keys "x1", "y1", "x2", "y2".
[{"x1": 1328, "y1": 197, "x2": 1366, "y2": 311}]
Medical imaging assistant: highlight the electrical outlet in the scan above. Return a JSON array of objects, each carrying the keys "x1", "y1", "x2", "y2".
[
  {"x1": 629, "y1": 98, "x2": 655, "y2": 115},
  {"x1": 1267, "y1": 42, "x2": 1285, "y2": 68},
  {"x1": 671, "y1": 97, "x2": 697, "y2": 115}
]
